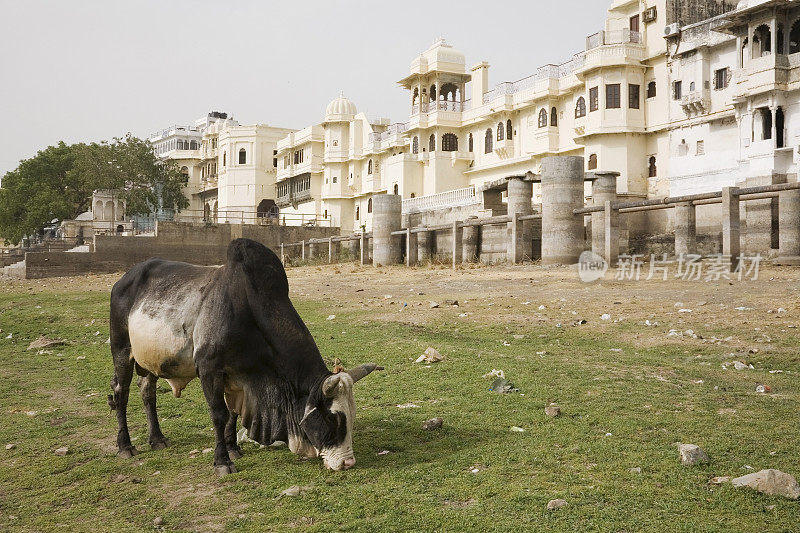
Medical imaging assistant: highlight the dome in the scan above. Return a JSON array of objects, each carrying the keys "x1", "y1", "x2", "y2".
[
  {"x1": 325, "y1": 93, "x2": 357, "y2": 122},
  {"x1": 75, "y1": 211, "x2": 93, "y2": 221}
]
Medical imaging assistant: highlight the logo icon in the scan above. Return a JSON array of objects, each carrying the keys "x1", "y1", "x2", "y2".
[{"x1": 577, "y1": 251, "x2": 608, "y2": 282}]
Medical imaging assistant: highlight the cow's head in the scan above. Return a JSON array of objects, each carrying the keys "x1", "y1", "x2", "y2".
[{"x1": 298, "y1": 363, "x2": 382, "y2": 471}]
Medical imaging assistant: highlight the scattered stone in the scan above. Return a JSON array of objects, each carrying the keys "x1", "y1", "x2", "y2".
[
  {"x1": 326, "y1": 314, "x2": 336, "y2": 320},
  {"x1": 755, "y1": 384, "x2": 771, "y2": 393},
  {"x1": 279, "y1": 484, "x2": 315, "y2": 498},
  {"x1": 153, "y1": 517, "x2": 164, "y2": 526},
  {"x1": 629, "y1": 467, "x2": 642, "y2": 474},
  {"x1": 600, "y1": 314, "x2": 611, "y2": 321},
  {"x1": 443, "y1": 299, "x2": 459, "y2": 307},
  {"x1": 544, "y1": 405, "x2": 561, "y2": 418},
  {"x1": 510, "y1": 426, "x2": 525, "y2": 433},
  {"x1": 27, "y1": 336, "x2": 65, "y2": 351},
  {"x1": 397, "y1": 403, "x2": 420, "y2": 409},
  {"x1": 547, "y1": 499, "x2": 568, "y2": 511},
  {"x1": 202, "y1": 448, "x2": 213, "y2": 454},
  {"x1": 571, "y1": 319, "x2": 587, "y2": 326},
  {"x1": 679, "y1": 444, "x2": 709, "y2": 466},
  {"x1": 429, "y1": 301, "x2": 440, "y2": 309},
  {"x1": 732, "y1": 469, "x2": 800, "y2": 500},
  {"x1": 512, "y1": 334, "x2": 525, "y2": 340},
  {"x1": 54, "y1": 446, "x2": 69, "y2": 456},
  {"x1": 5, "y1": 443, "x2": 16, "y2": 450},
  {"x1": 422, "y1": 417, "x2": 443, "y2": 430},
  {"x1": 377, "y1": 450, "x2": 390, "y2": 455},
  {"x1": 709, "y1": 476, "x2": 730, "y2": 485},
  {"x1": 415, "y1": 347, "x2": 445, "y2": 364}
]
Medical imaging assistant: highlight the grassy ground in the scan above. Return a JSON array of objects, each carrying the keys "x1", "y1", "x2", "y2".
[{"x1": 0, "y1": 266, "x2": 799, "y2": 532}]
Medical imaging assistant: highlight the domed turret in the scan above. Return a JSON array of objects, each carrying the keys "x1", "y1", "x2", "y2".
[{"x1": 325, "y1": 93, "x2": 357, "y2": 122}]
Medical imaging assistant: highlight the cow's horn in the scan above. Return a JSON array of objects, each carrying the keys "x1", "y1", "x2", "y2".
[{"x1": 347, "y1": 363, "x2": 384, "y2": 383}]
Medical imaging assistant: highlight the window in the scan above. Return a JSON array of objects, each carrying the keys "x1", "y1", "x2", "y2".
[
  {"x1": 550, "y1": 107, "x2": 558, "y2": 127},
  {"x1": 791, "y1": 20, "x2": 800, "y2": 54},
  {"x1": 588, "y1": 154, "x2": 598, "y2": 170},
  {"x1": 714, "y1": 68, "x2": 729, "y2": 90},
  {"x1": 368, "y1": 159, "x2": 373, "y2": 174},
  {"x1": 589, "y1": 87, "x2": 599, "y2": 112},
  {"x1": 468, "y1": 133, "x2": 474, "y2": 152},
  {"x1": 223, "y1": 152, "x2": 227, "y2": 166},
  {"x1": 367, "y1": 198, "x2": 372, "y2": 213},
  {"x1": 497, "y1": 122, "x2": 504, "y2": 141},
  {"x1": 753, "y1": 24, "x2": 772, "y2": 58},
  {"x1": 412, "y1": 136, "x2": 419, "y2": 154},
  {"x1": 355, "y1": 206, "x2": 359, "y2": 221},
  {"x1": 238, "y1": 148, "x2": 246, "y2": 164},
  {"x1": 646, "y1": 81, "x2": 656, "y2": 99},
  {"x1": 575, "y1": 97, "x2": 586, "y2": 118},
  {"x1": 506, "y1": 120, "x2": 512, "y2": 140},
  {"x1": 630, "y1": 14, "x2": 640, "y2": 33},
  {"x1": 696, "y1": 140, "x2": 705, "y2": 155},
  {"x1": 485, "y1": 129, "x2": 493, "y2": 153},
  {"x1": 393, "y1": 184, "x2": 399, "y2": 195},
  {"x1": 442, "y1": 133, "x2": 458, "y2": 152},
  {"x1": 333, "y1": 176, "x2": 337, "y2": 183},
  {"x1": 629, "y1": 84, "x2": 640, "y2": 109},
  {"x1": 538, "y1": 109, "x2": 548, "y2": 128},
  {"x1": 648, "y1": 156, "x2": 657, "y2": 177},
  {"x1": 605, "y1": 84, "x2": 621, "y2": 109},
  {"x1": 410, "y1": 193, "x2": 415, "y2": 198},
  {"x1": 761, "y1": 107, "x2": 773, "y2": 140},
  {"x1": 673, "y1": 81, "x2": 682, "y2": 100},
  {"x1": 429, "y1": 134, "x2": 435, "y2": 152},
  {"x1": 689, "y1": 81, "x2": 696, "y2": 92},
  {"x1": 273, "y1": 149, "x2": 277, "y2": 168}
]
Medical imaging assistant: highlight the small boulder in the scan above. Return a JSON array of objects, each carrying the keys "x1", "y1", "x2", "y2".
[
  {"x1": 422, "y1": 417, "x2": 443, "y2": 430},
  {"x1": 732, "y1": 469, "x2": 800, "y2": 500},
  {"x1": 54, "y1": 446, "x2": 69, "y2": 456},
  {"x1": 27, "y1": 336, "x2": 65, "y2": 351},
  {"x1": 547, "y1": 499, "x2": 568, "y2": 511},
  {"x1": 5, "y1": 443, "x2": 16, "y2": 450},
  {"x1": 544, "y1": 405, "x2": 561, "y2": 418},
  {"x1": 153, "y1": 517, "x2": 164, "y2": 526},
  {"x1": 679, "y1": 444, "x2": 709, "y2": 466}
]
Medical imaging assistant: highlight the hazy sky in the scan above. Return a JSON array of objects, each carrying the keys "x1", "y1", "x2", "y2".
[{"x1": 0, "y1": 0, "x2": 610, "y2": 178}]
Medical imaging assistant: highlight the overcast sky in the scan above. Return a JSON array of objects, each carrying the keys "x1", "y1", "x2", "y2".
[{"x1": 0, "y1": 0, "x2": 610, "y2": 178}]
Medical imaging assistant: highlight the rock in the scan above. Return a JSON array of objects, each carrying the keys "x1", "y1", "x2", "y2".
[
  {"x1": 710, "y1": 476, "x2": 731, "y2": 484},
  {"x1": 422, "y1": 417, "x2": 443, "y2": 430},
  {"x1": 732, "y1": 469, "x2": 800, "y2": 499},
  {"x1": 54, "y1": 446, "x2": 69, "y2": 456},
  {"x1": 510, "y1": 426, "x2": 525, "y2": 433},
  {"x1": 547, "y1": 499, "x2": 568, "y2": 511},
  {"x1": 429, "y1": 302, "x2": 440, "y2": 309},
  {"x1": 5, "y1": 443, "x2": 16, "y2": 450},
  {"x1": 27, "y1": 336, "x2": 65, "y2": 351},
  {"x1": 732, "y1": 361, "x2": 752, "y2": 371},
  {"x1": 279, "y1": 484, "x2": 315, "y2": 498},
  {"x1": 629, "y1": 467, "x2": 642, "y2": 474},
  {"x1": 414, "y1": 347, "x2": 445, "y2": 364},
  {"x1": 153, "y1": 517, "x2": 164, "y2": 526},
  {"x1": 202, "y1": 448, "x2": 213, "y2": 454},
  {"x1": 679, "y1": 444, "x2": 709, "y2": 466},
  {"x1": 600, "y1": 314, "x2": 611, "y2": 321},
  {"x1": 544, "y1": 405, "x2": 561, "y2": 418},
  {"x1": 443, "y1": 299, "x2": 459, "y2": 307}
]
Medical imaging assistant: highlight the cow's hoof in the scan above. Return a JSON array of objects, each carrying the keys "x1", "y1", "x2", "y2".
[
  {"x1": 228, "y1": 448, "x2": 243, "y2": 461},
  {"x1": 214, "y1": 464, "x2": 237, "y2": 477},
  {"x1": 150, "y1": 438, "x2": 170, "y2": 451},
  {"x1": 117, "y1": 447, "x2": 138, "y2": 459}
]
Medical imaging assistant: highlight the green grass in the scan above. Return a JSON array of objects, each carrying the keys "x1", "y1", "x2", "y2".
[{"x1": 0, "y1": 289, "x2": 798, "y2": 532}]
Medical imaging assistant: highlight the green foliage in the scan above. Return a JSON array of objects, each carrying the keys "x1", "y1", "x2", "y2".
[{"x1": 0, "y1": 135, "x2": 189, "y2": 244}]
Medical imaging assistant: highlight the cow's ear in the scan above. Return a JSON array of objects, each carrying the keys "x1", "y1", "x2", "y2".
[
  {"x1": 347, "y1": 363, "x2": 384, "y2": 384},
  {"x1": 322, "y1": 374, "x2": 344, "y2": 398}
]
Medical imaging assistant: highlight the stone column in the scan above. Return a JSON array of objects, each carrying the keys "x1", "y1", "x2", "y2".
[
  {"x1": 588, "y1": 171, "x2": 619, "y2": 262},
  {"x1": 603, "y1": 201, "x2": 619, "y2": 267},
  {"x1": 777, "y1": 188, "x2": 800, "y2": 264},
  {"x1": 328, "y1": 238, "x2": 338, "y2": 263},
  {"x1": 541, "y1": 156, "x2": 585, "y2": 265},
  {"x1": 359, "y1": 234, "x2": 366, "y2": 265},
  {"x1": 280, "y1": 243, "x2": 285, "y2": 264},
  {"x1": 307, "y1": 240, "x2": 317, "y2": 261},
  {"x1": 372, "y1": 195, "x2": 402, "y2": 266},
  {"x1": 674, "y1": 202, "x2": 697, "y2": 257},
  {"x1": 418, "y1": 229, "x2": 432, "y2": 263},
  {"x1": 301, "y1": 240, "x2": 306, "y2": 261},
  {"x1": 348, "y1": 236, "x2": 359, "y2": 261},
  {"x1": 462, "y1": 217, "x2": 480, "y2": 263},
  {"x1": 506, "y1": 176, "x2": 533, "y2": 263},
  {"x1": 508, "y1": 213, "x2": 524, "y2": 264},
  {"x1": 451, "y1": 221, "x2": 463, "y2": 269},
  {"x1": 722, "y1": 186, "x2": 741, "y2": 271},
  {"x1": 406, "y1": 228, "x2": 418, "y2": 267}
]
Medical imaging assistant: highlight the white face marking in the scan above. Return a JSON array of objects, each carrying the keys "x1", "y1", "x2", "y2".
[{"x1": 319, "y1": 374, "x2": 356, "y2": 471}]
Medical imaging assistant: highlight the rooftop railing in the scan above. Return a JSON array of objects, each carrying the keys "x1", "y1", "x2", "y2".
[{"x1": 402, "y1": 186, "x2": 479, "y2": 213}]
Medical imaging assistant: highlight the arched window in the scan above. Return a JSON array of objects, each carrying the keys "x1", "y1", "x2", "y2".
[
  {"x1": 441, "y1": 83, "x2": 458, "y2": 102},
  {"x1": 538, "y1": 108, "x2": 548, "y2": 128},
  {"x1": 429, "y1": 134, "x2": 435, "y2": 152},
  {"x1": 485, "y1": 129, "x2": 493, "y2": 153},
  {"x1": 550, "y1": 107, "x2": 558, "y2": 127},
  {"x1": 429, "y1": 85, "x2": 437, "y2": 102},
  {"x1": 468, "y1": 133, "x2": 474, "y2": 152},
  {"x1": 575, "y1": 97, "x2": 586, "y2": 118},
  {"x1": 791, "y1": 20, "x2": 800, "y2": 54},
  {"x1": 368, "y1": 159, "x2": 373, "y2": 174},
  {"x1": 412, "y1": 88, "x2": 419, "y2": 106},
  {"x1": 368, "y1": 198, "x2": 372, "y2": 213},
  {"x1": 180, "y1": 166, "x2": 189, "y2": 176},
  {"x1": 506, "y1": 120, "x2": 513, "y2": 140},
  {"x1": 497, "y1": 122, "x2": 504, "y2": 141},
  {"x1": 412, "y1": 136, "x2": 419, "y2": 154},
  {"x1": 355, "y1": 206, "x2": 360, "y2": 220},
  {"x1": 689, "y1": 81, "x2": 696, "y2": 92},
  {"x1": 588, "y1": 154, "x2": 598, "y2": 170},
  {"x1": 223, "y1": 152, "x2": 226, "y2": 166},
  {"x1": 238, "y1": 148, "x2": 246, "y2": 164},
  {"x1": 753, "y1": 24, "x2": 772, "y2": 58},
  {"x1": 646, "y1": 81, "x2": 657, "y2": 99},
  {"x1": 393, "y1": 184, "x2": 399, "y2": 195},
  {"x1": 410, "y1": 193, "x2": 415, "y2": 198},
  {"x1": 648, "y1": 156, "x2": 657, "y2": 177},
  {"x1": 442, "y1": 133, "x2": 458, "y2": 152}
]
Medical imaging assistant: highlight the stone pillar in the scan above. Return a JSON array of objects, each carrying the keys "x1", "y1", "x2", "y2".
[
  {"x1": 674, "y1": 202, "x2": 697, "y2": 257},
  {"x1": 603, "y1": 201, "x2": 619, "y2": 267},
  {"x1": 462, "y1": 217, "x2": 480, "y2": 263},
  {"x1": 372, "y1": 195, "x2": 402, "y2": 266},
  {"x1": 508, "y1": 213, "x2": 524, "y2": 264},
  {"x1": 406, "y1": 228, "x2": 418, "y2": 267},
  {"x1": 307, "y1": 240, "x2": 317, "y2": 261},
  {"x1": 301, "y1": 240, "x2": 306, "y2": 261},
  {"x1": 722, "y1": 186, "x2": 741, "y2": 271},
  {"x1": 451, "y1": 221, "x2": 463, "y2": 269},
  {"x1": 588, "y1": 171, "x2": 619, "y2": 262},
  {"x1": 777, "y1": 188, "x2": 800, "y2": 264},
  {"x1": 506, "y1": 176, "x2": 533, "y2": 262},
  {"x1": 541, "y1": 156, "x2": 585, "y2": 265},
  {"x1": 280, "y1": 243, "x2": 285, "y2": 264},
  {"x1": 418, "y1": 229, "x2": 432, "y2": 263},
  {"x1": 328, "y1": 238, "x2": 338, "y2": 263},
  {"x1": 347, "y1": 236, "x2": 358, "y2": 260}
]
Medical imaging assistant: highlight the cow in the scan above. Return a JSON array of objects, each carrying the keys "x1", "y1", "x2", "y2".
[{"x1": 107, "y1": 238, "x2": 382, "y2": 476}]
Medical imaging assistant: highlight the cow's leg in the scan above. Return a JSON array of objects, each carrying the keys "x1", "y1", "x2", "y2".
[
  {"x1": 137, "y1": 372, "x2": 170, "y2": 450},
  {"x1": 225, "y1": 411, "x2": 243, "y2": 460},
  {"x1": 198, "y1": 369, "x2": 237, "y2": 476},
  {"x1": 110, "y1": 348, "x2": 138, "y2": 458}
]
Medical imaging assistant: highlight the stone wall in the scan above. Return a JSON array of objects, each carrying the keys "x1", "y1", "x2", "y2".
[{"x1": 665, "y1": 0, "x2": 737, "y2": 26}]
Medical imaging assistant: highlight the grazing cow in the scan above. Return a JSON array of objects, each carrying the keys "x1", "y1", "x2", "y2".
[{"x1": 107, "y1": 238, "x2": 382, "y2": 476}]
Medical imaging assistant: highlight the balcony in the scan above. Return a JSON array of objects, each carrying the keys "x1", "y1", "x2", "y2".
[
  {"x1": 576, "y1": 29, "x2": 644, "y2": 76},
  {"x1": 402, "y1": 186, "x2": 479, "y2": 214},
  {"x1": 732, "y1": 54, "x2": 792, "y2": 99},
  {"x1": 493, "y1": 139, "x2": 514, "y2": 159},
  {"x1": 681, "y1": 90, "x2": 711, "y2": 116}
]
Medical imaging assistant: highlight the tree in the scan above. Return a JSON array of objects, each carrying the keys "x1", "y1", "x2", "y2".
[{"x1": 0, "y1": 135, "x2": 190, "y2": 245}]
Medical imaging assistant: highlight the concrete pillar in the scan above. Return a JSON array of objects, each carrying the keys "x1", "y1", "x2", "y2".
[
  {"x1": 508, "y1": 213, "x2": 524, "y2": 264},
  {"x1": 307, "y1": 240, "x2": 317, "y2": 261},
  {"x1": 301, "y1": 240, "x2": 306, "y2": 261},
  {"x1": 777, "y1": 188, "x2": 800, "y2": 264},
  {"x1": 348, "y1": 236, "x2": 359, "y2": 260},
  {"x1": 280, "y1": 243, "x2": 284, "y2": 264},
  {"x1": 372, "y1": 195, "x2": 402, "y2": 266},
  {"x1": 328, "y1": 238, "x2": 337, "y2": 263},
  {"x1": 603, "y1": 201, "x2": 619, "y2": 267},
  {"x1": 452, "y1": 221, "x2": 463, "y2": 269},
  {"x1": 674, "y1": 202, "x2": 697, "y2": 257},
  {"x1": 722, "y1": 186, "x2": 741, "y2": 271},
  {"x1": 462, "y1": 216, "x2": 479, "y2": 263},
  {"x1": 418, "y1": 229, "x2": 432, "y2": 263},
  {"x1": 541, "y1": 156, "x2": 585, "y2": 265},
  {"x1": 506, "y1": 176, "x2": 533, "y2": 262},
  {"x1": 588, "y1": 171, "x2": 619, "y2": 262},
  {"x1": 406, "y1": 228, "x2": 418, "y2": 266},
  {"x1": 359, "y1": 234, "x2": 366, "y2": 266}
]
